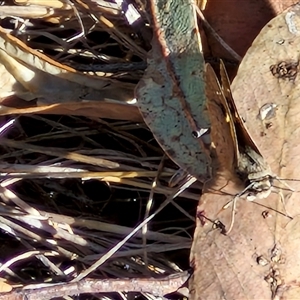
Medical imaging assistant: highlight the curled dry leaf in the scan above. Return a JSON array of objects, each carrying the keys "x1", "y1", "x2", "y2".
[
  {"x1": 136, "y1": 0, "x2": 212, "y2": 182},
  {"x1": 190, "y1": 3, "x2": 300, "y2": 299},
  {"x1": 0, "y1": 2, "x2": 72, "y2": 23},
  {"x1": 0, "y1": 101, "x2": 142, "y2": 122},
  {"x1": 14, "y1": 0, "x2": 69, "y2": 9},
  {"x1": 0, "y1": 279, "x2": 12, "y2": 293},
  {"x1": 0, "y1": 26, "x2": 134, "y2": 104}
]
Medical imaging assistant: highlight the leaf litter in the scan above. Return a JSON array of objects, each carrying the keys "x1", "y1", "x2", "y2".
[
  {"x1": 0, "y1": 114, "x2": 196, "y2": 299},
  {"x1": 0, "y1": 1, "x2": 198, "y2": 299},
  {"x1": 3, "y1": 0, "x2": 300, "y2": 299},
  {"x1": 191, "y1": 3, "x2": 300, "y2": 300}
]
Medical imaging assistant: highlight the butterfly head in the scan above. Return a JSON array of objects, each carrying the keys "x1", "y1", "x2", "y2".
[{"x1": 246, "y1": 177, "x2": 272, "y2": 201}]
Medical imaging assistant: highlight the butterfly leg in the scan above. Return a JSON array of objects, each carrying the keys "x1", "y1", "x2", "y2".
[
  {"x1": 218, "y1": 182, "x2": 256, "y2": 234},
  {"x1": 224, "y1": 194, "x2": 239, "y2": 235},
  {"x1": 279, "y1": 190, "x2": 289, "y2": 217},
  {"x1": 275, "y1": 176, "x2": 295, "y2": 192}
]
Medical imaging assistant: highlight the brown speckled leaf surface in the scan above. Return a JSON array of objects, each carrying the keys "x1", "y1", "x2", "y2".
[
  {"x1": 190, "y1": 3, "x2": 300, "y2": 299},
  {"x1": 202, "y1": 0, "x2": 299, "y2": 58}
]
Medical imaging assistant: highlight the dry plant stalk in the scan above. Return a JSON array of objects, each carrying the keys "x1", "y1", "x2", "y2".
[{"x1": 0, "y1": 272, "x2": 190, "y2": 300}]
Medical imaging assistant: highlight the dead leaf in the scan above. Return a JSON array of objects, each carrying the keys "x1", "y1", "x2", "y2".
[
  {"x1": 0, "y1": 2, "x2": 72, "y2": 23},
  {"x1": 0, "y1": 101, "x2": 142, "y2": 122},
  {"x1": 0, "y1": 279, "x2": 12, "y2": 293},
  {"x1": 14, "y1": 0, "x2": 69, "y2": 9},
  {"x1": 201, "y1": 0, "x2": 299, "y2": 58},
  {"x1": 0, "y1": 26, "x2": 134, "y2": 103},
  {"x1": 136, "y1": 0, "x2": 212, "y2": 182},
  {"x1": 190, "y1": 3, "x2": 300, "y2": 299},
  {"x1": 231, "y1": 3, "x2": 300, "y2": 186}
]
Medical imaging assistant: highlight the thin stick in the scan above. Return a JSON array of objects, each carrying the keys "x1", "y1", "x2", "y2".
[
  {"x1": 0, "y1": 271, "x2": 190, "y2": 300},
  {"x1": 195, "y1": 6, "x2": 242, "y2": 62}
]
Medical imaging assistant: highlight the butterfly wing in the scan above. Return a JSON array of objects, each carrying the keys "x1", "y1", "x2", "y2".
[
  {"x1": 219, "y1": 60, "x2": 272, "y2": 183},
  {"x1": 219, "y1": 60, "x2": 260, "y2": 154},
  {"x1": 205, "y1": 63, "x2": 238, "y2": 175}
]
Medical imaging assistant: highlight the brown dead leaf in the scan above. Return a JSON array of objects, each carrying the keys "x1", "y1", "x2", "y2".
[
  {"x1": 0, "y1": 101, "x2": 142, "y2": 122},
  {"x1": 202, "y1": 0, "x2": 299, "y2": 59},
  {"x1": 231, "y1": 3, "x2": 300, "y2": 186},
  {"x1": 190, "y1": 180, "x2": 280, "y2": 299},
  {"x1": 0, "y1": 26, "x2": 134, "y2": 103},
  {"x1": 0, "y1": 279, "x2": 12, "y2": 293},
  {"x1": 190, "y1": 3, "x2": 300, "y2": 299}
]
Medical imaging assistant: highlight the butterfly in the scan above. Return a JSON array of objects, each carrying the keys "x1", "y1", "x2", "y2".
[{"x1": 205, "y1": 60, "x2": 291, "y2": 234}]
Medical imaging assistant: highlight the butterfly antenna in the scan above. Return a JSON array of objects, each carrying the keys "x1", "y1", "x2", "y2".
[{"x1": 275, "y1": 176, "x2": 295, "y2": 192}]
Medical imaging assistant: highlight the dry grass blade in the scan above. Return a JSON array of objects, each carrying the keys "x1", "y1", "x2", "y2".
[
  {"x1": 73, "y1": 176, "x2": 196, "y2": 282},
  {"x1": 0, "y1": 102, "x2": 143, "y2": 122},
  {"x1": 0, "y1": 137, "x2": 120, "y2": 168},
  {"x1": 0, "y1": 110, "x2": 197, "y2": 299},
  {"x1": 0, "y1": 0, "x2": 148, "y2": 105},
  {"x1": 0, "y1": 250, "x2": 59, "y2": 274},
  {"x1": 73, "y1": 0, "x2": 147, "y2": 59},
  {"x1": 14, "y1": 0, "x2": 70, "y2": 9},
  {"x1": 0, "y1": 30, "x2": 135, "y2": 103},
  {"x1": 42, "y1": 211, "x2": 191, "y2": 244},
  {"x1": 0, "y1": 4, "x2": 72, "y2": 22},
  {"x1": 0, "y1": 1, "x2": 197, "y2": 299}
]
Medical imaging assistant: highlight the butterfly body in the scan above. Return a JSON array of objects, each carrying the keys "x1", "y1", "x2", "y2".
[
  {"x1": 237, "y1": 145, "x2": 273, "y2": 199},
  {"x1": 206, "y1": 61, "x2": 275, "y2": 204}
]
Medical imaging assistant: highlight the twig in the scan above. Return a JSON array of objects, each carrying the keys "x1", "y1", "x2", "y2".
[
  {"x1": 0, "y1": 271, "x2": 190, "y2": 300},
  {"x1": 195, "y1": 6, "x2": 242, "y2": 62}
]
